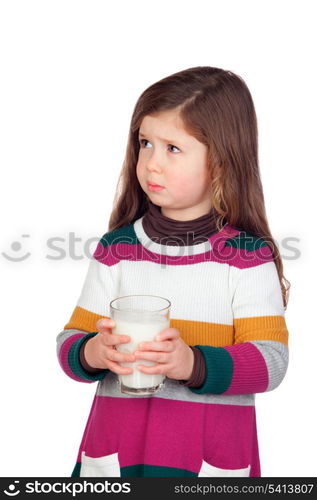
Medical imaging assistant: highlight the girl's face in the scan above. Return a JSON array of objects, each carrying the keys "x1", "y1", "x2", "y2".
[{"x1": 136, "y1": 110, "x2": 213, "y2": 221}]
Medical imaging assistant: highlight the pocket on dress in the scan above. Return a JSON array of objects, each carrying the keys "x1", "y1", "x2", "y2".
[
  {"x1": 198, "y1": 459, "x2": 250, "y2": 477},
  {"x1": 80, "y1": 451, "x2": 121, "y2": 477}
]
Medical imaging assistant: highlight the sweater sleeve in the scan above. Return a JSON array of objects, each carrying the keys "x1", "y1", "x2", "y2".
[
  {"x1": 190, "y1": 247, "x2": 289, "y2": 395},
  {"x1": 56, "y1": 239, "x2": 116, "y2": 383}
]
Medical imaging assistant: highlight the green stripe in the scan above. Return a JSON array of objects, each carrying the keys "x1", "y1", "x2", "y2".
[
  {"x1": 71, "y1": 462, "x2": 81, "y2": 477},
  {"x1": 225, "y1": 231, "x2": 268, "y2": 252},
  {"x1": 121, "y1": 464, "x2": 196, "y2": 477},
  {"x1": 99, "y1": 225, "x2": 268, "y2": 253},
  {"x1": 72, "y1": 462, "x2": 196, "y2": 477},
  {"x1": 68, "y1": 332, "x2": 109, "y2": 382},
  {"x1": 99, "y1": 224, "x2": 139, "y2": 248},
  {"x1": 189, "y1": 345, "x2": 233, "y2": 394}
]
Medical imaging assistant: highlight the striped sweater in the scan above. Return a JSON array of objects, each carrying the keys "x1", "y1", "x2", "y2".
[{"x1": 56, "y1": 216, "x2": 289, "y2": 478}]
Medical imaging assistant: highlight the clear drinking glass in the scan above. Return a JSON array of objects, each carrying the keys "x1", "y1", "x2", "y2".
[{"x1": 109, "y1": 295, "x2": 171, "y2": 395}]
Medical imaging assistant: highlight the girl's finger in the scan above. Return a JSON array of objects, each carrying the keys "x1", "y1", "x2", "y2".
[
  {"x1": 137, "y1": 364, "x2": 166, "y2": 374},
  {"x1": 155, "y1": 328, "x2": 180, "y2": 342},
  {"x1": 134, "y1": 351, "x2": 168, "y2": 363},
  {"x1": 96, "y1": 318, "x2": 115, "y2": 330},
  {"x1": 138, "y1": 340, "x2": 173, "y2": 352},
  {"x1": 135, "y1": 348, "x2": 169, "y2": 360},
  {"x1": 107, "y1": 349, "x2": 135, "y2": 363},
  {"x1": 101, "y1": 331, "x2": 131, "y2": 346},
  {"x1": 106, "y1": 360, "x2": 133, "y2": 375}
]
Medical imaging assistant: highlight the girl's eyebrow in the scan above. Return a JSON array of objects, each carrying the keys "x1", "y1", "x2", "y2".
[{"x1": 138, "y1": 131, "x2": 185, "y2": 147}]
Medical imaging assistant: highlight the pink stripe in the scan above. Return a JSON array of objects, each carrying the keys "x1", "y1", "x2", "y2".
[
  {"x1": 93, "y1": 238, "x2": 273, "y2": 269},
  {"x1": 207, "y1": 225, "x2": 273, "y2": 269},
  {"x1": 76, "y1": 395, "x2": 259, "y2": 474},
  {"x1": 223, "y1": 343, "x2": 269, "y2": 394},
  {"x1": 58, "y1": 333, "x2": 91, "y2": 383},
  {"x1": 212, "y1": 242, "x2": 273, "y2": 269}
]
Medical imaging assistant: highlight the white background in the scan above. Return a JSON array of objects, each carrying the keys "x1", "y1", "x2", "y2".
[{"x1": 0, "y1": 0, "x2": 315, "y2": 477}]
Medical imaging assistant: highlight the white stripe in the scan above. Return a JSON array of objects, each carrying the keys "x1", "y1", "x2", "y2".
[
  {"x1": 76, "y1": 258, "x2": 118, "y2": 317},
  {"x1": 80, "y1": 451, "x2": 120, "y2": 477},
  {"x1": 198, "y1": 459, "x2": 250, "y2": 477},
  {"x1": 76, "y1": 255, "x2": 285, "y2": 326},
  {"x1": 116, "y1": 259, "x2": 233, "y2": 324},
  {"x1": 230, "y1": 261, "x2": 285, "y2": 318}
]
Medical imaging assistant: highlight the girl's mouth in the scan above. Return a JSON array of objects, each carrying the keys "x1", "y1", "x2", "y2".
[{"x1": 148, "y1": 183, "x2": 164, "y2": 192}]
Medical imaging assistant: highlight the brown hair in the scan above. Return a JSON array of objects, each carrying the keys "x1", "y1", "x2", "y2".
[{"x1": 108, "y1": 66, "x2": 290, "y2": 309}]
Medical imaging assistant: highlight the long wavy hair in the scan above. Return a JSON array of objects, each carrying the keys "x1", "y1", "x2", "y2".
[{"x1": 108, "y1": 66, "x2": 290, "y2": 309}]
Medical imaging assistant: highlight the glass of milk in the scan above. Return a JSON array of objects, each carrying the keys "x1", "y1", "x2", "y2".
[{"x1": 109, "y1": 295, "x2": 171, "y2": 395}]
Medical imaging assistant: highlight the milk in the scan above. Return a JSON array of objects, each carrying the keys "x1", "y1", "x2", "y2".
[{"x1": 113, "y1": 314, "x2": 169, "y2": 391}]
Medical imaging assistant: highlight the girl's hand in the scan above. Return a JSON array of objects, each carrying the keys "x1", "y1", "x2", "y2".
[
  {"x1": 83, "y1": 318, "x2": 136, "y2": 375},
  {"x1": 134, "y1": 328, "x2": 194, "y2": 381}
]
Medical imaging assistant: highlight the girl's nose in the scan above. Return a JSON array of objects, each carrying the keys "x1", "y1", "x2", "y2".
[{"x1": 146, "y1": 155, "x2": 163, "y2": 173}]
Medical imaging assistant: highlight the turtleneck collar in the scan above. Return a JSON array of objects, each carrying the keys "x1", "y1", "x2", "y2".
[{"x1": 142, "y1": 201, "x2": 224, "y2": 246}]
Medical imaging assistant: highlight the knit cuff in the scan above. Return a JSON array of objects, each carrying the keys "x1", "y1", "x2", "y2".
[
  {"x1": 68, "y1": 332, "x2": 109, "y2": 382},
  {"x1": 179, "y1": 346, "x2": 206, "y2": 388},
  {"x1": 188, "y1": 345, "x2": 233, "y2": 394}
]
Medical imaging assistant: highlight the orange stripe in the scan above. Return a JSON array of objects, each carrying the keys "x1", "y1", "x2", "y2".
[
  {"x1": 234, "y1": 315, "x2": 288, "y2": 346},
  {"x1": 64, "y1": 307, "x2": 288, "y2": 347},
  {"x1": 171, "y1": 319, "x2": 234, "y2": 347},
  {"x1": 172, "y1": 316, "x2": 288, "y2": 346},
  {"x1": 64, "y1": 306, "x2": 108, "y2": 333},
  {"x1": 64, "y1": 307, "x2": 234, "y2": 346}
]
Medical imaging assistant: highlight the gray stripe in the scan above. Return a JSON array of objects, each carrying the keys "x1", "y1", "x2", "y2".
[
  {"x1": 249, "y1": 340, "x2": 289, "y2": 392},
  {"x1": 96, "y1": 371, "x2": 255, "y2": 406},
  {"x1": 56, "y1": 332, "x2": 286, "y2": 400}
]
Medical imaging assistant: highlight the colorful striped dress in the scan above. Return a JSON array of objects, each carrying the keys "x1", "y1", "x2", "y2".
[{"x1": 56, "y1": 216, "x2": 289, "y2": 477}]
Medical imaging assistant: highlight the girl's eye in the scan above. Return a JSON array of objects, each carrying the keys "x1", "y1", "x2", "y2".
[
  {"x1": 169, "y1": 144, "x2": 180, "y2": 153},
  {"x1": 139, "y1": 139, "x2": 180, "y2": 153},
  {"x1": 139, "y1": 139, "x2": 151, "y2": 148}
]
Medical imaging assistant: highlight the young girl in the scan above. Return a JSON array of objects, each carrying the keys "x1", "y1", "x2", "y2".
[{"x1": 57, "y1": 66, "x2": 290, "y2": 478}]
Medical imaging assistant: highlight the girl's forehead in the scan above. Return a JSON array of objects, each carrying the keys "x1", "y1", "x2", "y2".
[
  {"x1": 141, "y1": 110, "x2": 184, "y2": 128},
  {"x1": 140, "y1": 112, "x2": 193, "y2": 143}
]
